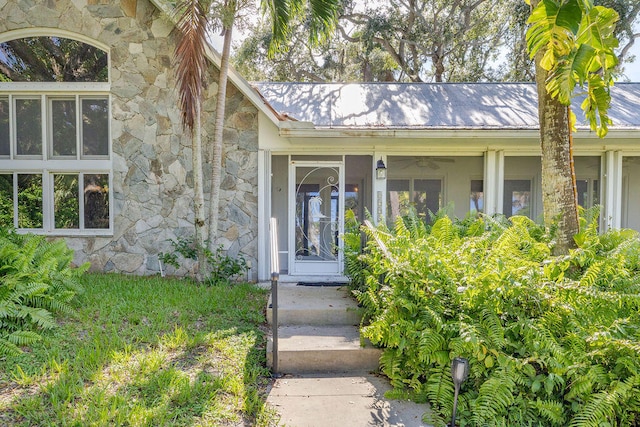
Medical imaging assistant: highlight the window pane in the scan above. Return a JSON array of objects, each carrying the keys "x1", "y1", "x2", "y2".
[
  {"x1": 387, "y1": 179, "x2": 410, "y2": 222},
  {"x1": 470, "y1": 180, "x2": 484, "y2": 213},
  {"x1": 345, "y1": 184, "x2": 359, "y2": 217},
  {"x1": 52, "y1": 99, "x2": 77, "y2": 156},
  {"x1": 0, "y1": 98, "x2": 9, "y2": 156},
  {"x1": 17, "y1": 174, "x2": 42, "y2": 228},
  {"x1": 0, "y1": 37, "x2": 108, "y2": 82},
  {"x1": 16, "y1": 99, "x2": 42, "y2": 156},
  {"x1": 577, "y1": 179, "x2": 600, "y2": 208},
  {"x1": 54, "y1": 174, "x2": 79, "y2": 229},
  {"x1": 577, "y1": 180, "x2": 588, "y2": 207},
  {"x1": 0, "y1": 174, "x2": 13, "y2": 228},
  {"x1": 504, "y1": 180, "x2": 531, "y2": 218},
  {"x1": 414, "y1": 179, "x2": 442, "y2": 219},
  {"x1": 82, "y1": 99, "x2": 109, "y2": 156},
  {"x1": 84, "y1": 174, "x2": 109, "y2": 229}
]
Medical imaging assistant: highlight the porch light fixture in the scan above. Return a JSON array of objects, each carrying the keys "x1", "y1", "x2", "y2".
[
  {"x1": 376, "y1": 158, "x2": 387, "y2": 180},
  {"x1": 450, "y1": 357, "x2": 469, "y2": 427}
]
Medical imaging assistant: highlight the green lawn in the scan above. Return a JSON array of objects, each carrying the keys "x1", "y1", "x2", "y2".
[{"x1": 0, "y1": 273, "x2": 279, "y2": 426}]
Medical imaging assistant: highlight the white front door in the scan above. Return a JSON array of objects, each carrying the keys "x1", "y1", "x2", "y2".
[{"x1": 289, "y1": 161, "x2": 344, "y2": 275}]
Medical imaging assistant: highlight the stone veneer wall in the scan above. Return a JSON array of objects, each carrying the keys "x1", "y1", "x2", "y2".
[{"x1": 0, "y1": 0, "x2": 260, "y2": 280}]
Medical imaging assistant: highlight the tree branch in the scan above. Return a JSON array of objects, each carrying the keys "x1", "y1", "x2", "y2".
[{"x1": 619, "y1": 32, "x2": 640, "y2": 63}]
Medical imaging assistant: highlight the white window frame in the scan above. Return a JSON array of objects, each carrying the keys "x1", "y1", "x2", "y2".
[{"x1": 0, "y1": 85, "x2": 112, "y2": 236}]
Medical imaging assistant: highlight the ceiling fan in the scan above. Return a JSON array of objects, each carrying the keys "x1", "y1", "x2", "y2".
[{"x1": 393, "y1": 156, "x2": 455, "y2": 170}]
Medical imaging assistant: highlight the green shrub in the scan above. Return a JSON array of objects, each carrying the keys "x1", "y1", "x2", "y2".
[
  {"x1": 345, "y1": 209, "x2": 640, "y2": 426},
  {"x1": 0, "y1": 229, "x2": 87, "y2": 357},
  {"x1": 343, "y1": 209, "x2": 368, "y2": 293},
  {"x1": 159, "y1": 236, "x2": 248, "y2": 284}
]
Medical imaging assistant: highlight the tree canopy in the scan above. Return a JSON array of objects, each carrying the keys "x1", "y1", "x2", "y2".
[
  {"x1": 233, "y1": 0, "x2": 639, "y2": 82},
  {"x1": 0, "y1": 37, "x2": 108, "y2": 82}
]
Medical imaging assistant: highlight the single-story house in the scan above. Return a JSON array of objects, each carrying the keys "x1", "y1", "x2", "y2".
[{"x1": 1, "y1": 0, "x2": 639, "y2": 283}]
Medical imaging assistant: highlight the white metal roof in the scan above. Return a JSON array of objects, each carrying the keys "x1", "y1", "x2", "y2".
[{"x1": 254, "y1": 82, "x2": 640, "y2": 130}]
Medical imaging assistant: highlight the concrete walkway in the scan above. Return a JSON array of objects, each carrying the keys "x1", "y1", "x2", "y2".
[{"x1": 266, "y1": 373, "x2": 433, "y2": 427}]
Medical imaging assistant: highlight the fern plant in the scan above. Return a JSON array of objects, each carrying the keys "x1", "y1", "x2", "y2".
[
  {"x1": 343, "y1": 209, "x2": 368, "y2": 293},
  {"x1": 0, "y1": 229, "x2": 87, "y2": 357},
  {"x1": 347, "y1": 210, "x2": 640, "y2": 426}
]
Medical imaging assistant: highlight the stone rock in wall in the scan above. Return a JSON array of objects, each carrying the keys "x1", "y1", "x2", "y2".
[
  {"x1": 87, "y1": 252, "x2": 111, "y2": 272},
  {"x1": 146, "y1": 254, "x2": 161, "y2": 272},
  {"x1": 167, "y1": 160, "x2": 187, "y2": 185},
  {"x1": 230, "y1": 111, "x2": 255, "y2": 130},
  {"x1": 88, "y1": 4, "x2": 123, "y2": 18},
  {"x1": 220, "y1": 174, "x2": 235, "y2": 191},
  {"x1": 223, "y1": 128, "x2": 240, "y2": 145},
  {"x1": 238, "y1": 130, "x2": 258, "y2": 151},
  {"x1": 1, "y1": 0, "x2": 260, "y2": 278},
  {"x1": 151, "y1": 17, "x2": 172, "y2": 38},
  {"x1": 111, "y1": 253, "x2": 145, "y2": 273}
]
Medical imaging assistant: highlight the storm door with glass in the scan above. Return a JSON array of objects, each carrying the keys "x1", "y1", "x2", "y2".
[{"x1": 289, "y1": 161, "x2": 344, "y2": 275}]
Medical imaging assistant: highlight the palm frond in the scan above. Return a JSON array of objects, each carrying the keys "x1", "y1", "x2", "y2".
[
  {"x1": 174, "y1": 0, "x2": 210, "y2": 133},
  {"x1": 265, "y1": 0, "x2": 339, "y2": 55}
]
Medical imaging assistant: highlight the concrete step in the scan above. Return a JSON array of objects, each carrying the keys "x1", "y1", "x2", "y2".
[
  {"x1": 267, "y1": 284, "x2": 362, "y2": 326},
  {"x1": 267, "y1": 325, "x2": 382, "y2": 374}
]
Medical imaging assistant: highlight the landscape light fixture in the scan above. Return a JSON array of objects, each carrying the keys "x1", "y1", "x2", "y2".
[
  {"x1": 376, "y1": 158, "x2": 387, "y2": 180},
  {"x1": 450, "y1": 357, "x2": 469, "y2": 427}
]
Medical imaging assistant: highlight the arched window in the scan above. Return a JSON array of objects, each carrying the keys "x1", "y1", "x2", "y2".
[
  {"x1": 0, "y1": 36, "x2": 108, "y2": 82},
  {"x1": 0, "y1": 36, "x2": 111, "y2": 234}
]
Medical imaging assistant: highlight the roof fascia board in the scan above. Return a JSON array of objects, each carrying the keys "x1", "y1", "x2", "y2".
[
  {"x1": 278, "y1": 127, "x2": 640, "y2": 140},
  {"x1": 278, "y1": 128, "x2": 541, "y2": 139},
  {"x1": 573, "y1": 129, "x2": 640, "y2": 139},
  {"x1": 148, "y1": 0, "x2": 280, "y2": 126}
]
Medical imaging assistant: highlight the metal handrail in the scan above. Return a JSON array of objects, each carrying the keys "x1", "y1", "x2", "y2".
[{"x1": 269, "y1": 218, "x2": 280, "y2": 375}]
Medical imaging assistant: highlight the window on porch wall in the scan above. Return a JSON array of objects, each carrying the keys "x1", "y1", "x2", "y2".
[
  {"x1": 576, "y1": 179, "x2": 599, "y2": 208},
  {"x1": 622, "y1": 157, "x2": 640, "y2": 231},
  {"x1": 503, "y1": 180, "x2": 532, "y2": 218},
  {"x1": 387, "y1": 179, "x2": 442, "y2": 224},
  {"x1": 470, "y1": 179, "x2": 484, "y2": 213}
]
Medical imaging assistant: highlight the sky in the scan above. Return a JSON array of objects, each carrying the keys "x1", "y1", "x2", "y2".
[{"x1": 623, "y1": 40, "x2": 640, "y2": 81}]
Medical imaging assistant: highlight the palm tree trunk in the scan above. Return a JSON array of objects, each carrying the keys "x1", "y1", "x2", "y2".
[
  {"x1": 208, "y1": 7, "x2": 235, "y2": 246},
  {"x1": 533, "y1": 45, "x2": 579, "y2": 255},
  {"x1": 193, "y1": 103, "x2": 207, "y2": 279}
]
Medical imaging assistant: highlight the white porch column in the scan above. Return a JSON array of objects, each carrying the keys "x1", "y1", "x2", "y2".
[
  {"x1": 372, "y1": 153, "x2": 387, "y2": 225},
  {"x1": 602, "y1": 150, "x2": 623, "y2": 231},
  {"x1": 483, "y1": 150, "x2": 504, "y2": 216},
  {"x1": 257, "y1": 149, "x2": 271, "y2": 281}
]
